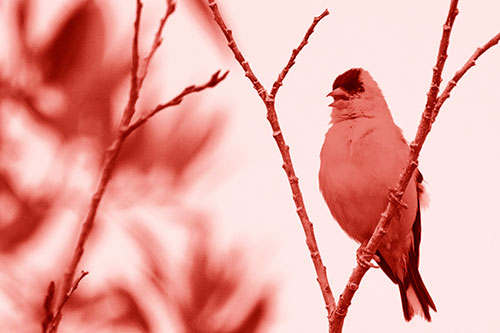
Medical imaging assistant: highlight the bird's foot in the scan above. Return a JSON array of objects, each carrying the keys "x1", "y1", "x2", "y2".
[{"x1": 356, "y1": 246, "x2": 380, "y2": 269}]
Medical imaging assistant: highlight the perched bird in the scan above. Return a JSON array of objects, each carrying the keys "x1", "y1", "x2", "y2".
[{"x1": 318, "y1": 68, "x2": 436, "y2": 321}]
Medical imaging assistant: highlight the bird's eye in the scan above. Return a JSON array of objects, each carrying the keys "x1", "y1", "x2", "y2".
[{"x1": 331, "y1": 68, "x2": 365, "y2": 95}]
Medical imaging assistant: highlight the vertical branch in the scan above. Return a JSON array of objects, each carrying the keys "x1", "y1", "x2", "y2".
[
  {"x1": 137, "y1": 0, "x2": 177, "y2": 90},
  {"x1": 45, "y1": 271, "x2": 89, "y2": 330},
  {"x1": 54, "y1": 134, "x2": 128, "y2": 321},
  {"x1": 53, "y1": 0, "x2": 143, "y2": 311},
  {"x1": 330, "y1": 2, "x2": 500, "y2": 331},
  {"x1": 207, "y1": 0, "x2": 336, "y2": 326},
  {"x1": 120, "y1": 0, "x2": 143, "y2": 128},
  {"x1": 41, "y1": 1, "x2": 226, "y2": 332},
  {"x1": 331, "y1": 1, "x2": 461, "y2": 331},
  {"x1": 47, "y1": 3, "x2": 144, "y2": 329}
]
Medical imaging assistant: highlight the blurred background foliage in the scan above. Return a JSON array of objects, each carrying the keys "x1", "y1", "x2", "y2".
[{"x1": 0, "y1": 0, "x2": 273, "y2": 331}]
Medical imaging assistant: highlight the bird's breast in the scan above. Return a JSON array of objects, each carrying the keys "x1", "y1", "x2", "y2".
[{"x1": 319, "y1": 118, "x2": 412, "y2": 243}]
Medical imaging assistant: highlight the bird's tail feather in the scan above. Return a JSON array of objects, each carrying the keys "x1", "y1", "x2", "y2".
[
  {"x1": 402, "y1": 250, "x2": 436, "y2": 321},
  {"x1": 377, "y1": 250, "x2": 436, "y2": 321}
]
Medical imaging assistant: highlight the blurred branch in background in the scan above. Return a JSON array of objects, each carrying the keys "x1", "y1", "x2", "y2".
[{"x1": 0, "y1": 0, "x2": 272, "y2": 332}]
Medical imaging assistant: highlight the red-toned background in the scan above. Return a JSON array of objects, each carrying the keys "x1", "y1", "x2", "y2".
[{"x1": 1, "y1": 0, "x2": 499, "y2": 332}]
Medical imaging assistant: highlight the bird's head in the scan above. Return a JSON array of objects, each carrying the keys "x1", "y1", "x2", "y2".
[{"x1": 327, "y1": 68, "x2": 393, "y2": 122}]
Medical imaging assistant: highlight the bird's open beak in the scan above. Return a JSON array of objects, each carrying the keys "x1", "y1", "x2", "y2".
[
  {"x1": 327, "y1": 91, "x2": 335, "y2": 107},
  {"x1": 327, "y1": 88, "x2": 349, "y2": 106}
]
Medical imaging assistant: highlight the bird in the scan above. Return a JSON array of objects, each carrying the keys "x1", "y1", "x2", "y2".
[{"x1": 318, "y1": 68, "x2": 436, "y2": 321}]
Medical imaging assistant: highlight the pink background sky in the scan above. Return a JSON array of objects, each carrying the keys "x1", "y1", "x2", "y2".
[{"x1": 1, "y1": 0, "x2": 500, "y2": 332}]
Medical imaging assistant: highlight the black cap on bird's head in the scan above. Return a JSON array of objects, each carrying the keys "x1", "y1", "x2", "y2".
[
  {"x1": 327, "y1": 68, "x2": 367, "y2": 102},
  {"x1": 327, "y1": 67, "x2": 384, "y2": 102},
  {"x1": 326, "y1": 68, "x2": 393, "y2": 121},
  {"x1": 331, "y1": 68, "x2": 365, "y2": 95}
]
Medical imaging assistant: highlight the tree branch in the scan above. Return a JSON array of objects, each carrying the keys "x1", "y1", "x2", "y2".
[
  {"x1": 432, "y1": 31, "x2": 500, "y2": 121},
  {"x1": 125, "y1": 70, "x2": 228, "y2": 134},
  {"x1": 269, "y1": 10, "x2": 329, "y2": 98},
  {"x1": 42, "y1": 1, "x2": 226, "y2": 331},
  {"x1": 331, "y1": 1, "x2": 498, "y2": 331},
  {"x1": 207, "y1": 0, "x2": 336, "y2": 326},
  {"x1": 332, "y1": 1, "x2": 459, "y2": 330},
  {"x1": 208, "y1": 1, "x2": 268, "y2": 100},
  {"x1": 47, "y1": 271, "x2": 89, "y2": 330},
  {"x1": 120, "y1": 0, "x2": 143, "y2": 128},
  {"x1": 137, "y1": 0, "x2": 177, "y2": 91}
]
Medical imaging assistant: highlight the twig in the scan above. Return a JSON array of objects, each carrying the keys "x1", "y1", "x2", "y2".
[
  {"x1": 331, "y1": 1, "x2": 463, "y2": 331},
  {"x1": 120, "y1": 0, "x2": 143, "y2": 128},
  {"x1": 207, "y1": 0, "x2": 336, "y2": 325},
  {"x1": 50, "y1": 4, "x2": 145, "y2": 324},
  {"x1": 433, "y1": 31, "x2": 500, "y2": 121},
  {"x1": 208, "y1": 1, "x2": 268, "y2": 100},
  {"x1": 49, "y1": 271, "x2": 89, "y2": 329},
  {"x1": 43, "y1": 1, "x2": 226, "y2": 332},
  {"x1": 41, "y1": 282, "x2": 55, "y2": 332},
  {"x1": 137, "y1": 0, "x2": 177, "y2": 90},
  {"x1": 269, "y1": 10, "x2": 329, "y2": 98},
  {"x1": 126, "y1": 70, "x2": 228, "y2": 134}
]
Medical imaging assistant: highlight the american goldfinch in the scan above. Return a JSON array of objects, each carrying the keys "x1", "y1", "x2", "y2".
[{"x1": 319, "y1": 68, "x2": 436, "y2": 321}]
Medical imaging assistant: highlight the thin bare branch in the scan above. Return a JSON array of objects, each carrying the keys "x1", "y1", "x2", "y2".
[
  {"x1": 137, "y1": 0, "x2": 177, "y2": 90},
  {"x1": 270, "y1": 9, "x2": 329, "y2": 98},
  {"x1": 433, "y1": 31, "x2": 500, "y2": 121},
  {"x1": 126, "y1": 70, "x2": 228, "y2": 134},
  {"x1": 120, "y1": 0, "x2": 143, "y2": 128},
  {"x1": 332, "y1": 1, "x2": 460, "y2": 331},
  {"x1": 208, "y1": 0, "x2": 268, "y2": 101},
  {"x1": 207, "y1": 0, "x2": 336, "y2": 326},
  {"x1": 50, "y1": 271, "x2": 89, "y2": 330},
  {"x1": 41, "y1": 282, "x2": 55, "y2": 332},
  {"x1": 42, "y1": 1, "x2": 226, "y2": 331},
  {"x1": 50, "y1": 2, "x2": 143, "y2": 321},
  {"x1": 48, "y1": 4, "x2": 146, "y2": 324}
]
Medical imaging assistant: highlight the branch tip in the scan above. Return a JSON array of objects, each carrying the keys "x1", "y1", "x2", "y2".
[
  {"x1": 270, "y1": 8, "x2": 329, "y2": 97},
  {"x1": 209, "y1": 69, "x2": 229, "y2": 87}
]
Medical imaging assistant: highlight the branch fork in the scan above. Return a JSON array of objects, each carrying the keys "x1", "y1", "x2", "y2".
[
  {"x1": 42, "y1": 1, "x2": 227, "y2": 331},
  {"x1": 207, "y1": 0, "x2": 335, "y2": 323}
]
